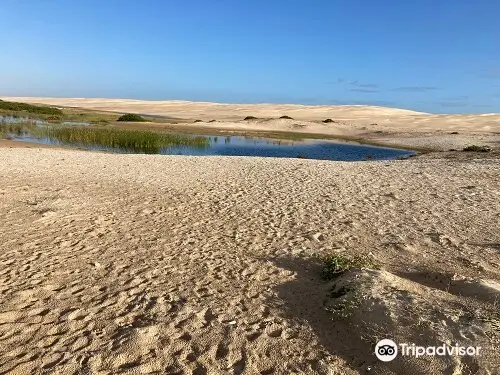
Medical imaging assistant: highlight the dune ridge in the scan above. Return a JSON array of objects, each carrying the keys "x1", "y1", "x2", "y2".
[{"x1": 0, "y1": 97, "x2": 428, "y2": 118}]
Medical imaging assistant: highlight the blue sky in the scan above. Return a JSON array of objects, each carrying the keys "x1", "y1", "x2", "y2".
[{"x1": 1, "y1": 0, "x2": 499, "y2": 114}]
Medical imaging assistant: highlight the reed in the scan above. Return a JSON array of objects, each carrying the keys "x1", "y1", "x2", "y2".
[
  {"x1": 40, "y1": 126, "x2": 209, "y2": 153},
  {"x1": 0, "y1": 122, "x2": 38, "y2": 136},
  {"x1": 1, "y1": 122, "x2": 209, "y2": 153}
]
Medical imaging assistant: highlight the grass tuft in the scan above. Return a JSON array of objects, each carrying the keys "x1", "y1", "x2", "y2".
[
  {"x1": 321, "y1": 254, "x2": 378, "y2": 281},
  {"x1": 462, "y1": 145, "x2": 491, "y2": 152}
]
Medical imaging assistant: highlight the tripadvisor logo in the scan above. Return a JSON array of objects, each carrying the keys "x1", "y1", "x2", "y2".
[
  {"x1": 375, "y1": 339, "x2": 398, "y2": 362},
  {"x1": 375, "y1": 339, "x2": 481, "y2": 362}
]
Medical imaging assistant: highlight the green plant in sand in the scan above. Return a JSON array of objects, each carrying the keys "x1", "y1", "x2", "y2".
[
  {"x1": 117, "y1": 113, "x2": 146, "y2": 122},
  {"x1": 321, "y1": 254, "x2": 379, "y2": 281},
  {"x1": 462, "y1": 145, "x2": 492, "y2": 152},
  {"x1": 320, "y1": 254, "x2": 380, "y2": 319}
]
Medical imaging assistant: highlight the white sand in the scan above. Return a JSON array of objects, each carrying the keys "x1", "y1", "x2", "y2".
[{"x1": 1, "y1": 148, "x2": 499, "y2": 374}]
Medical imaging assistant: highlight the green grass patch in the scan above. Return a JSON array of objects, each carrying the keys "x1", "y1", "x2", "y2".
[
  {"x1": 57, "y1": 108, "x2": 121, "y2": 124},
  {"x1": 0, "y1": 101, "x2": 187, "y2": 127},
  {"x1": 1, "y1": 106, "x2": 117, "y2": 124},
  {"x1": 321, "y1": 254, "x2": 379, "y2": 281},
  {"x1": 0, "y1": 99, "x2": 63, "y2": 116}
]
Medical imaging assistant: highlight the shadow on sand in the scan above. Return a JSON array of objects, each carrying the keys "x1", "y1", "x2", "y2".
[
  {"x1": 265, "y1": 256, "x2": 473, "y2": 375},
  {"x1": 265, "y1": 256, "x2": 380, "y2": 374}
]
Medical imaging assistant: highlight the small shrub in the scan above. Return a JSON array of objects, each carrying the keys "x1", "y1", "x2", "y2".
[
  {"x1": 193, "y1": 119, "x2": 203, "y2": 123},
  {"x1": 450, "y1": 131, "x2": 459, "y2": 135},
  {"x1": 462, "y1": 145, "x2": 491, "y2": 152},
  {"x1": 244, "y1": 116, "x2": 258, "y2": 120},
  {"x1": 322, "y1": 118, "x2": 334, "y2": 123},
  {"x1": 117, "y1": 113, "x2": 146, "y2": 122},
  {"x1": 321, "y1": 254, "x2": 378, "y2": 281},
  {"x1": 208, "y1": 119, "x2": 216, "y2": 123},
  {"x1": 280, "y1": 115, "x2": 293, "y2": 119}
]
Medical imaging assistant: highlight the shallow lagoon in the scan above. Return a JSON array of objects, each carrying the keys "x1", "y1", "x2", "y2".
[
  {"x1": 159, "y1": 135, "x2": 414, "y2": 161},
  {"x1": 15, "y1": 133, "x2": 414, "y2": 161},
  {"x1": 1, "y1": 117, "x2": 415, "y2": 161}
]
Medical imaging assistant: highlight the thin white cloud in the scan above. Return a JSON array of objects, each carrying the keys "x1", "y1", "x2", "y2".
[{"x1": 392, "y1": 86, "x2": 440, "y2": 92}]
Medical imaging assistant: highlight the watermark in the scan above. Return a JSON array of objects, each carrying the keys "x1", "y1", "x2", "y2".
[
  {"x1": 375, "y1": 339, "x2": 481, "y2": 362},
  {"x1": 375, "y1": 339, "x2": 398, "y2": 362}
]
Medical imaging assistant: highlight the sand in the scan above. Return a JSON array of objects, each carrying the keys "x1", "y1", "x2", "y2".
[
  {"x1": 1, "y1": 147, "x2": 499, "y2": 374},
  {"x1": 0, "y1": 139, "x2": 71, "y2": 150},
  {"x1": 2, "y1": 97, "x2": 500, "y2": 151}
]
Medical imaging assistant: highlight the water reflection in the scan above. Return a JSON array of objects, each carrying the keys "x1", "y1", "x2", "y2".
[{"x1": 0, "y1": 119, "x2": 415, "y2": 161}]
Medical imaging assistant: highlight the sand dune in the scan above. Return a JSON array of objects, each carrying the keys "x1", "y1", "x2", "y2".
[
  {"x1": 2, "y1": 97, "x2": 500, "y2": 135},
  {"x1": 3, "y1": 97, "x2": 500, "y2": 151},
  {"x1": 1, "y1": 148, "x2": 499, "y2": 374},
  {"x1": 0, "y1": 97, "x2": 427, "y2": 119}
]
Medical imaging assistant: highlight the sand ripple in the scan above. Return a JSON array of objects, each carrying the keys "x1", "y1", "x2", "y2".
[{"x1": 0, "y1": 149, "x2": 499, "y2": 374}]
